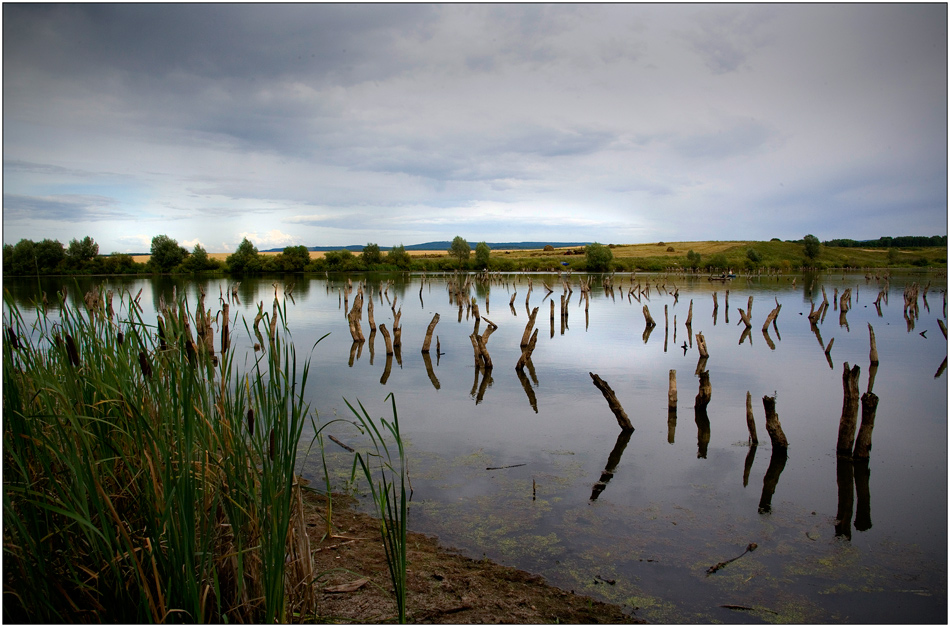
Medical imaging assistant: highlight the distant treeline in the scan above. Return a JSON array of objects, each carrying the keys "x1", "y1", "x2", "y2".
[
  {"x1": 823, "y1": 235, "x2": 947, "y2": 248},
  {"x1": 3, "y1": 233, "x2": 947, "y2": 278}
]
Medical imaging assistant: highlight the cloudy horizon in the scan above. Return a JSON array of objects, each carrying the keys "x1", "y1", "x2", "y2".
[{"x1": 3, "y1": 4, "x2": 947, "y2": 254}]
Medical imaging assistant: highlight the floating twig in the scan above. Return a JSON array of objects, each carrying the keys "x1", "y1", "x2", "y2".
[{"x1": 707, "y1": 542, "x2": 758, "y2": 574}]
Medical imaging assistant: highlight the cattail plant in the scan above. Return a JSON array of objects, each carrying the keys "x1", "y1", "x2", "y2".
[{"x1": 3, "y1": 285, "x2": 318, "y2": 623}]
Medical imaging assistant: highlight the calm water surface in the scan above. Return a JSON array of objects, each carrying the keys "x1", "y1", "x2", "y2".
[{"x1": 6, "y1": 270, "x2": 947, "y2": 622}]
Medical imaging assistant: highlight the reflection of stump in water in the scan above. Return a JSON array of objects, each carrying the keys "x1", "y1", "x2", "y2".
[
  {"x1": 762, "y1": 327, "x2": 776, "y2": 350},
  {"x1": 854, "y1": 458, "x2": 872, "y2": 531},
  {"x1": 743, "y1": 444, "x2": 757, "y2": 488},
  {"x1": 745, "y1": 391, "x2": 758, "y2": 445},
  {"x1": 590, "y1": 429, "x2": 633, "y2": 501},
  {"x1": 667, "y1": 408, "x2": 677, "y2": 444},
  {"x1": 642, "y1": 323, "x2": 654, "y2": 344},
  {"x1": 836, "y1": 363, "x2": 861, "y2": 456},
  {"x1": 739, "y1": 326, "x2": 752, "y2": 346},
  {"x1": 475, "y1": 368, "x2": 492, "y2": 404},
  {"x1": 694, "y1": 370, "x2": 712, "y2": 459},
  {"x1": 515, "y1": 366, "x2": 538, "y2": 413},
  {"x1": 824, "y1": 337, "x2": 835, "y2": 369},
  {"x1": 422, "y1": 352, "x2": 440, "y2": 390},
  {"x1": 695, "y1": 406, "x2": 710, "y2": 459},
  {"x1": 758, "y1": 447, "x2": 788, "y2": 514},
  {"x1": 368, "y1": 329, "x2": 376, "y2": 364},
  {"x1": 835, "y1": 456, "x2": 854, "y2": 539},
  {"x1": 380, "y1": 353, "x2": 393, "y2": 385}
]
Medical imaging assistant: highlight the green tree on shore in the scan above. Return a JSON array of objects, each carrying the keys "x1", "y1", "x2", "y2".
[
  {"x1": 448, "y1": 236, "x2": 471, "y2": 269},
  {"x1": 226, "y1": 237, "x2": 263, "y2": 274},
  {"x1": 803, "y1": 234, "x2": 820, "y2": 261},
  {"x1": 387, "y1": 244, "x2": 411, "y2": 270},
  {"x1": 149, "y1": 235, "x2": 187, "y2": 272},
  {"x1": 362, "y1": 243, "x2": 382, "y2": 266},
  {"x1": 585, "y1": 242, "x2": 613, "y2": 272},
  {"x1": 475, "y1": 241, "x2": 491, "y2": 267}
]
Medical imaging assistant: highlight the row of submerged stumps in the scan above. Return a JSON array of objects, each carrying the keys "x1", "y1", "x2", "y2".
[{"x1": 314, "y1": 269, "x2": 947, "y2": 530}]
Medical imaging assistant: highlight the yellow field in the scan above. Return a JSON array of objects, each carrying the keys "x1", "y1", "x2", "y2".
[{"x1": 130, "y1": 248, "x2": 443, "y2": 264}]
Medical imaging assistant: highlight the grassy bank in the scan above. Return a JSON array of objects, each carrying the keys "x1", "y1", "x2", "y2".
[{"x1": 3, "y1": 287, "x2": 316, "y2": 622}]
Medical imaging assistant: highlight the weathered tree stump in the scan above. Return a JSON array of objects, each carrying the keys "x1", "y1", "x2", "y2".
[
  {"x1": 762, "y1": 299, "x2": 782, "y2": 332},
  {"x1": 469, "y1": 333, "x2": 483, "y2": 368},
  {"x1": 762, "y1": 395, "x2": 788, "y2": 449},
  {"x1": 836, "y1": 363, "x2": 861, "y2": 456},
  {"x1": 421, "y1": 313, "x2": 440, "y2": 353},
  {"x1": 868, "y1": 323, "x2": 879, "y2": 365},
  {"x1": 521, "y1": 307, "x2": 539, "y2": 348},
  {"x1": 589, "y1": 372, "x2": 634, "y2": 432},
  {"x1": 642, "y1": 305, "x2": 656, "y2": 328},
  {"x1": 475, "y1": 334, "x2": 492, "y2": 370},
  {"x1": 746, "y1": 391, "x2": 758, "y2": 445},
  {"x1": 516, "y1": 328, "x2": 539, "y2": 371},
  {"x1": 737, "y1": 307, "x2": 752, "y2": 328},
  {"x1": 379, "y1": 324, "x2": 394, "y2": 356},
  {"x1": 686, "y1": 299, "x2": 694, "y2": 327},
  {"x1": 696, "y1": 332, "x2": 709, "y2": 358},
  {"x1": 668, "y1": 369, "x2": 677, "y2": 409},
  {"x1": 852, "y1": 392, "x2": 878, "y2": 459}
]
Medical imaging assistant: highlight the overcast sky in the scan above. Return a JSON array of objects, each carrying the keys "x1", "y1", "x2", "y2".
[{"x1": 3, "y1": 4, "x2": 947, "y2": 253}]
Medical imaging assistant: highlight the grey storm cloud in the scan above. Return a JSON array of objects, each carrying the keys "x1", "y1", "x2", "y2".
[
  {"x1": 4, "y1": 193, "x2": 127, "y2": 222},
  {"x1": 2, "y1": 3, "x2": 946, "y2": 252}
]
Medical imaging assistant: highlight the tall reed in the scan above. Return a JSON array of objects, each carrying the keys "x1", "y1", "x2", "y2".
[
  {"x1": 3, "y1": 286, "x2": 317, "y2": 622},
  {"x1": 348, "y1": 394, "x2": 409, "y2": 623}
]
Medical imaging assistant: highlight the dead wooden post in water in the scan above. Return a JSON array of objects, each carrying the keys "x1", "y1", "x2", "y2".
[
  {"x1": 836, "y1": 363, "x2": 862, "y2": 456},
  {"x1": 642, "y1": 305, "x2": 656, "y2": 328},
  {"x1": 589, "y1": 373, "x2": 634, "y2": 432},
  {"x1": 746, "y1": 391, "x2": 758, "y2": 445},
  {"x1": 762, "y1": 395, "x2": 788, "y2": 449},
  {"x1": 686, "y1": 299, "x2": 694, "y2": 327},
  {"x1": 668, "y1": 369, "x2": 677, "y2": 409},
  {"x1": 521, "y1": 307, "x2": 539, "y2": 348},
  {"x1": 852, "y1": 392, "x2": 879, "y2": 459},
  {"x1": 737, "y1": 307, "x2": 752, "y2": 328},
  {"x1": 696, "y1": 332, "x2": 709, "y2": 358},
  {"x1": 868, "y1": 323, "x2": 879, "y2": 365},
  {"x1": 379, "y1": 324, "x2": 394, "y2": 356},
  {"x1": 421, "y1": 313, "x2": 440, "y2": 353},
  {"x1": 762, "y1": 298, "x2": 781, "y2": 332}
]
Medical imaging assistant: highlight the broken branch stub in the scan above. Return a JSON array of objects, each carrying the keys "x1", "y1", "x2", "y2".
[
  {"x1": 589, "y1": 372, "x2": 634, "y2": 432},
  {"x1": 762, "y1": 395, "x2": 788, "y2": 449},
  {"x1": 421, "y1": 313, "x2": 440, "y2": 353},
  {"x1": 836, "y1": 363, "x2": 862, "y2": 457}
]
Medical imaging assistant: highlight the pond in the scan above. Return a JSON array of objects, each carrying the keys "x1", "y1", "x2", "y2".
[{"x1": 5, "y1": 270, "x2": 947, "y2": 623}]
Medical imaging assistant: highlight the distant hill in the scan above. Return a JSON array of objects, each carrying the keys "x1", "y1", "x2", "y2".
[{"x1": 262, "y1": 241, "x2": 592, "y2": 253}]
